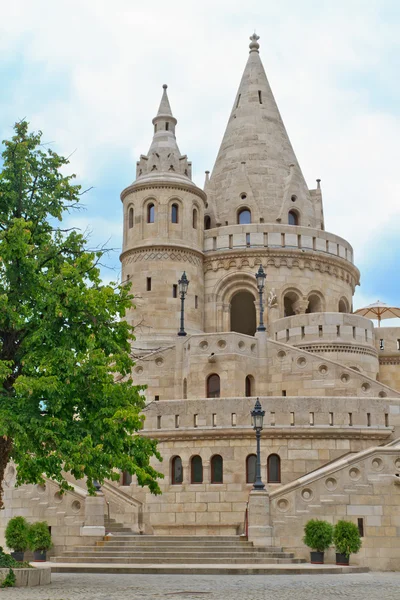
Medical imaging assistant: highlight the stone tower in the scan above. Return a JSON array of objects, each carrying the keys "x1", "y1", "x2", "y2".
[{"x1": 120, "y1": 85, "x2": 207, "y2": 343}]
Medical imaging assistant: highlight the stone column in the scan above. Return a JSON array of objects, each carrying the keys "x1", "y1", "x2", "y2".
[
  {"x1": 247, "y1": 489, "x2": 274, "y2": 547},
  {"x1": 80, "y1": 493, "x2": 105, "y2": 537}
]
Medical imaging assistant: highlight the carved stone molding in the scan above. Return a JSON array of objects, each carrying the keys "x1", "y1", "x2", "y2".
[
  {"x1": 141, "y1": 426, "x2": 391, "y2": 442},
  {"x1": 122, "y1": 246, "x2": 203, "y2": 267},
  {"x1": 121, "y1": 181, "x2": 207, "y2": 203},
  {"x1": 296, "y1": 343, "x2": 378, "y2": 358},
  {"x1": 379, "y1": 357, "x2": 400, "y2": 366},
  {"x1": 203, "y1": 249, "x2": 360, "y2": 288}
]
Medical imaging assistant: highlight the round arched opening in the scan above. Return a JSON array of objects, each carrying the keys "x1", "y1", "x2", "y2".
[
  {"x1": 306, "y1": 293, "x2": 323, "y2": 314},
  {"x1": 230, "y1": 291, "x2": 256, "y2": 336},
  {"x1": 283, "y1": 291, "x2": 300, "y2": 317},
  {"x1": 204, "y1": 215, "x2": 211, "y2": 230},
  {"x1": 338, "y1": 298, "x2": 349, "y2": 313}
]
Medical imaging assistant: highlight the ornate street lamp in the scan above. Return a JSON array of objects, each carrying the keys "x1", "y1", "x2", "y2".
[
  {"x1": 177, "y1": 271, "x2": 189, "y2": 336},
  {"x1": 251, "y1": 398, "x2": 265, "y2": 490},
  {"x1": 255, "y1": 264, "x2": 266, "y2": 332}
]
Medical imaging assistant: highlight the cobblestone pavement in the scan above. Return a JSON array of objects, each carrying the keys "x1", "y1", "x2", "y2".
[{"x1": 1, "y1": 572, "x2": 400, "y2": 600}]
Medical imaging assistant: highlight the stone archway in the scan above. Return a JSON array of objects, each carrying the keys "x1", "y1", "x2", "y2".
[{"x1": 230, "y1": 291, "x2": 256, "y2": 336}]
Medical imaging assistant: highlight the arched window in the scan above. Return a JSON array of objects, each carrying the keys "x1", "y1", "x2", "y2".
[
  {"x1": 204, "y1": 215, "x2": 211, "y2": 230},
  {"x1": 211, "y1": 455, "x2": 223, "y2": 484},
  {"x1": 183, "y1": 378, "x2": 187, "y2": 399},
  {"x1": 171, "y1": 203, "x2": 179, "y2": 224},
  {"x1": 245, "y1": 375, "x2": 253, "y2": 397},
  {"x1": 191, "y1": 455, "x2": 203, "y2": 483},
  {"x1": 207, "y1": 374, "x2": 220, "y2": 398},
  {"x1": 193, "y1": 208, "x2": 198, "y2": 229},
  {"x1": 288, "y1": 210, "x2": 299, "y2": 226},
  {"x1": 246, "y1": 454, "x2": 257, "y2": 484},
  {"x1": 171, "y1": 456, "x2": 183, "y2": 484},
  {"x1": 128, "y1": 207, "x2": 134, "y2": 229},
  {"x1": 238, "y1": 208, "x2": 251, "y2": 225},
  {"x1": 267, "y1": 454, "x2": 281, "y2": 483},
  {"x1": 147, "y1": 203, "x2": 155, "y2": 223}
]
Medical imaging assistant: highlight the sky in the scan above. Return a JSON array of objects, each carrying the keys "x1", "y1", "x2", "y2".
[{"x1": 1, "y1": 0, "x2": 400, "y2": 324}]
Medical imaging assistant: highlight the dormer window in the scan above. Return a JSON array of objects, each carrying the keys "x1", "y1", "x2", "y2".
[
  {"x1": 288, "y1": 210, "x2": 299, "y2": 226},
  {"x1": 238, "y1": 208, "x2": 251, "y2": 225},
  {"x1": 258, "y1": 90, "x2": 262, "y2": 104}
]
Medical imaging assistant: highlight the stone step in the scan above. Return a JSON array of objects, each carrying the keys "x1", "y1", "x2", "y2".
[
  {"x1": 97, "y1": 541, "x2": 267, "y2": 548},
  {"x1": 49, "y1": 564, "x2": 370, "y2": 575},
  {"x1": 51, "y1": 556, "x2": 306, "y2": 564},
  {"x1": 94, "y1": 545, "x2": 284, "y2": 553},
  {"x1": 60, "y1": 550, "x2": 295, "y2": 559}
]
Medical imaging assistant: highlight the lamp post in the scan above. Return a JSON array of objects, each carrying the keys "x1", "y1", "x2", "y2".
[
  {"x1": 251, "y1": 398, "x2": 265, "y2": 490},
  {"x1": 255, "y1": 265, "x2": 266, "y2": 332},
  {"x1": 177, "y1": 271, "x2": 189, "y2": 336}
]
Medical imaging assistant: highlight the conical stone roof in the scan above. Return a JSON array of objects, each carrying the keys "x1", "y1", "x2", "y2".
[{"x1": 208, "y1": 34, "x2": 319, "y2": 228}]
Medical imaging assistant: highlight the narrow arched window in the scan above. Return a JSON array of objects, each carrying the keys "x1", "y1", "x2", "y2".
[
  {"x1": 246, "y1": 454, "x2": 257, "y2": 484},
  {"x1": 171, "y1": 456, "x2": 183, "y2": 484},
  {"x1": 183, "y1": 378, "x2": 187, "y2": 399},
  {"x1": 193, "y1": 208, "x2": 198, "y2": 229},
  {"x1": 147, "y1": 203, "x2": 155, "y2": 223},
  {"x1": 211, "y1": 455, "x2": 223, "y2": 484},
  {"x1": 204, "y1": 215, "x2": 211, "y2": 230},
  {"x1": 238, "y1": 208, "x2": 251, "y2": 225},
  {"x1": 191, "y1": 455, "x2": 203, "y2": 483},
  {"x1": 207, "y1": 374, "x2": 220, "y2": 398},
  {"x1": 128, "y1": 207, "x2": 134, "y2": 229},
  {"x1": 245, "y1": 375, "x2": 253, "y2": 397},
  {"x1": 171, "y1": 203, "x2": 179, "y2": 224},
  {"x1": 267, "y1": 454, "x2": 281, "y2": 483},
  {"x1": 288, "y1": 210, "x2": 299, "y2": 226}
]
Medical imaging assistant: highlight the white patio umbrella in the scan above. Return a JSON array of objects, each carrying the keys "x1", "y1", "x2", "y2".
[{"x1": 354, "y1": 300, "x2": 400, "y2": 326}]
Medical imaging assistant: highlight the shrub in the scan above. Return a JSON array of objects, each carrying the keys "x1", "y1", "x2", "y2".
[
  {"x1": 303, "y1": 519, "x2": 333, "y2": 552},
  {"x1": 5, "y1": 517, "x2": 29, "y2": 552},
  {"x1": 333, "y1": 520, "x2": 362, "y2": 557},
  {"x1": 27, "y1": 522, "x2": 52, "y2": 552},
  {"x1": 0, "y1": 546, "x2": 31, "y2": 569}
]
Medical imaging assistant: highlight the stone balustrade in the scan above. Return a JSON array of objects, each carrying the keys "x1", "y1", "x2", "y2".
[{"x1": 204, "y1": 223, "x2": 354, "y2": 265}]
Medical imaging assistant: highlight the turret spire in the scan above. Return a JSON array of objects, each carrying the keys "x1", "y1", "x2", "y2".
[
  {"x1": 207, "y1": 35, "x2": 321, "y2": 229},
  {"x1": 134, "y1": 84, "x2": 192, "y2": 183}
]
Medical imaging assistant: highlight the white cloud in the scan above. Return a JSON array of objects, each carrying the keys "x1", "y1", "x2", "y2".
[{"x1": 2, "y1": 0, "x2": 400, "y2": 298}]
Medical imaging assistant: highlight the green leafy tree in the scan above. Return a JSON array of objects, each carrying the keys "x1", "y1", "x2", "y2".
[{"x1": 0, "y1": 121, "x2": 162, "y2": 507}]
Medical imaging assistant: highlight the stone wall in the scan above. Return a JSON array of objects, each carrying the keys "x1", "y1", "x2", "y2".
[{"x1": 271, "y1": 445, "x2": 400, "y2": 571}]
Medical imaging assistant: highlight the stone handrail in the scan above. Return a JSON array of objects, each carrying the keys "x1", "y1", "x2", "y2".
[{"x1": 270, "y1": 444, "x2": 399, "y2": 500}]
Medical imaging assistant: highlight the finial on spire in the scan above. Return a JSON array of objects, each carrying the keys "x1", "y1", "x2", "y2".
[
  {"x1": 249, "y1": 32, "x2": 260, "y2": 53},
  {"x1": 163, "y1": 84, "x2": 168, "y2": 89}
]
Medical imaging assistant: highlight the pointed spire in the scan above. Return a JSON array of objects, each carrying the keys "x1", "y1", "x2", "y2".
[
  {"x1": 208, "y1": 35, "x2": 320, "y2": 229},
  {"x1": 155, "y1": 84, "x2": 174, "y2": 118},
  {"x1": 134, "y1": 85, "x2": 193, "y2": 184}
]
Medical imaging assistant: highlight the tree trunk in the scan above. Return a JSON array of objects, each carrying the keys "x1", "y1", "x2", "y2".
[{"x1": 0, "y1": 436, "x2": 12, "y2": 509}]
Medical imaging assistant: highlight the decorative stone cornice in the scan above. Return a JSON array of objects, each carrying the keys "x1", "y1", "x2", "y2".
[
  {"x1": 141, "y1": 426, "x2": 392, "y2": 442},
  {"x1": 121, "y1": 180, "x2": 207, "y2": 203},
  {"x1": 120, "y1": 245, "x2": 204, "y2": 266},
  {"x1": 203, "y1": 248, "x2": 360, "y2": 288}
]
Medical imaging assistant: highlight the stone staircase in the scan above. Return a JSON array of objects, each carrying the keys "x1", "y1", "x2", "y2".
[{"x1": 51, "y1": 531, "x2": 305, "y2": 565}]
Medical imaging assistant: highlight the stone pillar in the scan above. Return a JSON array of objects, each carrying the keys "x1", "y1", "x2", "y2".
[
  {"x1": 255, "y1": 330, "x2": 267, "y2": 359},
  {"x1": 293, "y1": 298, "x2": 309, "y2": 315},
  {"x1": 80, "y1": 494, "x2": 105, "y2": 537},
  {"x1": 247, "y1": 489, "x2": 274, "y2": 547}
]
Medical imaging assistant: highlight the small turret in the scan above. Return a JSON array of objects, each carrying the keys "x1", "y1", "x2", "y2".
[{"x1": 135, "y1": 84, "x2": 192, "y2": 183}]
